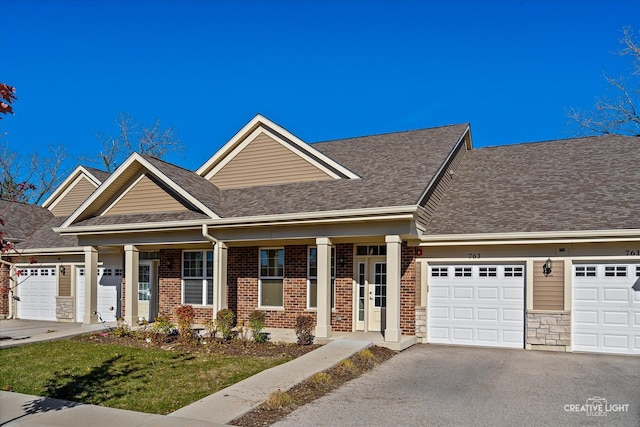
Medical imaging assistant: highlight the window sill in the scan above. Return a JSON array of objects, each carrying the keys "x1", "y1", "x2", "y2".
[{"x1": 257, "y1": 306, "x2": 285, "y2": 311}]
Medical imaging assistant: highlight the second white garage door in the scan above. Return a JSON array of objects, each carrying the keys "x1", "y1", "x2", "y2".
[
  {"x1": 428, "y1": 264, "x2": 525, "y2": 349},
  {"x1": 573, "y1": 263, "x2": 640, "y2": 355},
  {"x1": 76, "y1": 266, "x2": 121, "y2": 323}
]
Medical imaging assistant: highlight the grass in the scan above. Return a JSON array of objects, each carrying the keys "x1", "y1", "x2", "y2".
[{"x1": 0, "y1": 340, "x2": 291, "y2": 415}]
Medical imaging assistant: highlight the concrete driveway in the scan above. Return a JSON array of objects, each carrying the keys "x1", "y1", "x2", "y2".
[
  {"x1": 0, "y1": 319, "x2": 113, "y2": 348},
  {"x1": 274, "y1": 345, "x2": 640, "y2": 427}
]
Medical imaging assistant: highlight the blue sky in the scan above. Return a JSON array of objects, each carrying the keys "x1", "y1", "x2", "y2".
[{"x1": 1, "y1": 0, "x2": 638, "y2": 172}]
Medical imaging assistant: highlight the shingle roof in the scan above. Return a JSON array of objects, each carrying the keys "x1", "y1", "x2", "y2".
[
  {"x1": 142, "y1": 155, "x2": 222, "y2": 215},
  {"x1": 84, "y1": 167, "x2": 110, "y2": 183},
  {"x1": 426, "y1": 134, "x2": 640, "y2": 234},
  {"x1": 0, "y1": 200, "x2": 78, "y2": 250},
  {"x1": 218, "y1": 124, "x2": 468, "y2": 217}
]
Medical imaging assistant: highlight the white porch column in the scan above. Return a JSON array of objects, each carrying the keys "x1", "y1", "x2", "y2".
[
  {"x1": 124, "y1": 245, "x2": 139, "y2": 326},
  {"x1": 213, "y1": 241, "x2": 228, "y2": 319},
  {"x1": 385, "y1": 235, "x2": 402, "y2": 343},
  {"x1": 83, "y1": 246, "x2": 99, "y2": 324},
  {"x1": 315, "y1": 237, "x2": 333, "y2": 338}
]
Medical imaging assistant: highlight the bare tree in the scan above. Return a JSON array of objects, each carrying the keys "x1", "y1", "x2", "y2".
[
  {"x1": 0, "y1": 143, "x2": 67, "y2": 204},
  {"x1": 568, "y1": 27, "x2": 640, "y2": 137},
  {"x1": 95, "y1": 113, "x2": 182, "y2": 172}
]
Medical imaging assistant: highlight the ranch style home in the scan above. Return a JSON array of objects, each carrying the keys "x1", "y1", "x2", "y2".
[{"x1": 1, "y1": 114, "x2": 638, "y2": 355}]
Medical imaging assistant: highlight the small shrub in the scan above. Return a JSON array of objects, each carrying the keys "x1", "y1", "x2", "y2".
[
  {"x1": 337, "y1": 358, "x2": 356, "y2": 371},
  {"x1": 295, "y1": 315, "x2": 315, "y2": 345},
  {"x1": 265, "y1": 389, "x2": 292, "y2": 410},
  {"x1": 357, "y1": 348, "x2": 374, "y2": 360},
  {"x1": 310, "y1": 372, "x2": 331, "y2": 384},
  {"x1": 112, "y1": 317, "x2": 131, "y2": 338},
  {"x1": 152, "y1": 315, "x2": 177, "y2": 335},
  {"x1": 175, "y1": 305, "x2": 196, "y2": 338},
  {"x1": 204, "y1": 319, "x2": 217, "y2": 339},
  {"x1": 248, "y1": 310, "x2": 268, "y2": 343},
  {"x1": 216, "y1": 308, "x2": 236, "y2": 341}
]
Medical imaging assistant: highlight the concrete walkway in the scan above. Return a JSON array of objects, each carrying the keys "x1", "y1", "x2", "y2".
[
  {"x1": 0, "y1": 337, "x2": 372, "y2": 426},
  {"x1": 0, "y1": 319, "x2": 115, "y2": 348}
]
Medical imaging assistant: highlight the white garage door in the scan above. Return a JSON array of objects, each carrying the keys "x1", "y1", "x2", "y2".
[
  {"x1": 573, "y1": 263, "x2": 640, "y2": 355},
  {"x1": 76, "y1": 266, "x2": 121, "y2": 323},
  {"x1": 16, "y1": 267, "x2": 57, "y2": 321},
  {"x1": 429, "y1": 265, "x2": 525, "y2": 349}
]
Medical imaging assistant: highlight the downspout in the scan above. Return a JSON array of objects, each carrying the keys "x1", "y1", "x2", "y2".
[
  {"x1": 201, "y1": 224, "x2": 220, "y2": 321},
  {"x1": 0, "y1": 257, "x2": 15, "y2": 319}
]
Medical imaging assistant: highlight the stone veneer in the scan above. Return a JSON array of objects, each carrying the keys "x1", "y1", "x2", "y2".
[
  {"x1": 526, "y1": 311, "x2": 571, "y2": 351},
  {"x1": 415, "y1": 306, "x2": 426, "y2": 339},
  {"x1": 56, "y1": 296, "x2": 74, "y2": 321}
]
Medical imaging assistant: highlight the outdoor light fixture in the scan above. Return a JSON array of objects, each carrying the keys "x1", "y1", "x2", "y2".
[
  {"x1": 59, "y1": 265, "x2": 66, "y2": 275},
  {"x1": 542, "y1": 257, "x2": 552, "y2": 277},
  {"x1": 166, "y1": 259, "x2": 173, "y2": 269},
  {"x1": 337, "y1": 256, "x2": 346, "y2": 268}
]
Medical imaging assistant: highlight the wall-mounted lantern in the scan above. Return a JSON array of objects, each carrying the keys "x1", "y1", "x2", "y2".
[{"x1": 542, "y1": 257, "x2": 552, "y2": 277}]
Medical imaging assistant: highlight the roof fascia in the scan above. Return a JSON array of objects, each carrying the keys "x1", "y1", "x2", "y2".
[
  {"x1": 60, "y1": 153, "x2": 219, "y2": 228},
  {"x1": 196, "y1": 114, "x2": 360, "y2": 180},
  {"x1": 420, "y1": 229, "x2": 640, "y2": 246},
  {"x1": 41, "y1": 166, "x2": 101, "y2": 209},
  {"x1": 55, "y1": 205, "x2": 419, "y2": 235}
]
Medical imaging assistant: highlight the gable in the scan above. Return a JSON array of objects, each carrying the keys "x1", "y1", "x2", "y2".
[
  {"x1": 197, "y1": 114, "x2": 360, "y2": 190},
  {"x1": 49, "y1": 175, "x2": 99, "y2": 216},
  {"x1": 210, "y1": 131, "x2": 334, "y2": 189},
  {"x1": 102, "y1": 173, "x2": 188, "y2": 216}
]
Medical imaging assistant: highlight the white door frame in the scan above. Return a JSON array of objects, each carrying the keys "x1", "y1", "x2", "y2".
[{"x1": 355, "y1": 255, "x2": 386, "y2": 332}]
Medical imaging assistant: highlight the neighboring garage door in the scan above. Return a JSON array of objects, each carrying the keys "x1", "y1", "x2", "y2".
[
  {"x1": 573, "y1": 263, "x2": 640, "y2": 355},
  {"x1": 429, "y1": 264, "x2": 525, "y2": 349},
  {"x1": 76, "y1": 266, "x2": 121, "y2": 323},
  {"x1": 16, "y1": 267, "x2": 57, "y2": 321}
]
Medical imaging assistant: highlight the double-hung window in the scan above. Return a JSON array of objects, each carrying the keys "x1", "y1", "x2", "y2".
[
  {"x1": 259, "y1": 248, "x2": 284, "y2": 307},
  {"x1": 308, "y1": 247, "x2": 335, "y2": 309},
  {"x1": 182, "y1": 250, "x2": 213, "y2": 305}
]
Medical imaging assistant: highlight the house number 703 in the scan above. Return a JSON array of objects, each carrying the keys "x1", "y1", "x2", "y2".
[{"x1": 468, "y1": 253, "x2": 481, "y2": 259}]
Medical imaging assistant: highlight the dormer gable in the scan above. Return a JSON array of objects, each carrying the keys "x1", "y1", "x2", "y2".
[
  {"x1": 196, "y1": 114, "x2": 360, "y2": 189},
  {"x1": 60, "y1": 153, "x2": 220, "y2": 228},
  {"x1": 41, "y1": 166, "x2": 105, "y2": 217}
]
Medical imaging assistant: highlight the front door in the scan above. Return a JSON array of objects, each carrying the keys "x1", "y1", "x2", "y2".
[{"x1": 355, "y1": 256, "x2": 387, "y2": 332}]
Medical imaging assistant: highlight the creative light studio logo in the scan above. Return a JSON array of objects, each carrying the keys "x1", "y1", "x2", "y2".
[{"x1": 564, "y1": 396, "x2": 630, "y2": 417}]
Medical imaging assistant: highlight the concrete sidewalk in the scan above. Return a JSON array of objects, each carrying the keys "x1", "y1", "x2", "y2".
[
  {"x1": 0, "y1": 319, "x2": 115, "y2": 349},
  {"x1": 0, "y1": 338, "x2": 372, "y2": 426}
]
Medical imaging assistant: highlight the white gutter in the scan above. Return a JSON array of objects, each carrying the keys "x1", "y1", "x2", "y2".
[{"x1": 420, "y1": 229, "x2": 640, "y2": 246}]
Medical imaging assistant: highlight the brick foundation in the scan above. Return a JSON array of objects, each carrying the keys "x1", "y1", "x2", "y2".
[{"x1": 526, "y1": 311, "x2": 571, "y2": 351}]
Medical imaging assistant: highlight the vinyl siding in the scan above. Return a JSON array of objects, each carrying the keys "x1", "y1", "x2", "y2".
[
  {"x1": 105, "y1": 174, "x2": 187, "y2": 215},
  {"x1": 58, "y1": 266, "x2": 71, "y2": 297},
  {"x1": 210, "y1": 132, "x2": 333, "y2": 189},
  {"x1": 417, "y1": 134, "x2": 469, "y2": 229},
  {"x1": 50, "y1": 176, "x2": 97, "y2": 216},
  {"x1": 532, "y1": 260, "x2": 564, "y2": 310}
]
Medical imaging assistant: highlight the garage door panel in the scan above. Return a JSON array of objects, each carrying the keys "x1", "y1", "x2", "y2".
[
  {"x1": 17, "y1": 267, "x2": 57, "y2": 321},
  {"x1": 429, "y1": 264, "x2": 524, "y2": 349},
  {"x1": 76, "y1": 267, "x2": 120, "y2": 323},
  {"x1": 573, "y1": 263, "x2": 640, "y2": 355},
  {"x1": 453, "y1": 307, "x2": 473, "y2": 320}
]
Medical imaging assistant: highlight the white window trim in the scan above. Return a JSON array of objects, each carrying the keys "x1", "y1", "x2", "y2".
[
  {"x1": 307, "y1": 246, "x2": 336, "y2": 310},
  {"x1": 258, "y1": 247, "x2": 285, "y2": 309},
  {"x1": 181, "y1": 250, "x2": 213, "y2": 306}
]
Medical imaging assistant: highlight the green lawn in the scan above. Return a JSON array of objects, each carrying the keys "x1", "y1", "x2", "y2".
[{"x1": 0, "y1": 340, "x2": 290, "y2": 414}]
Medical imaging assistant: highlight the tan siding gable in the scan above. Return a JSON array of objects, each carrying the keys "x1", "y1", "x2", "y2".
[
  {"x1": 104, "y1": 174, "x2": 187, "y2": 216},
  {"x1": 50, "y1": 176, "x2": 98, "y2": 216},
  {"x1": 210, "y1": 132, "x2": 334, "y2": 189},
  {"x1": 532, "y1": 261, "x2": 564, "y2": 310}
]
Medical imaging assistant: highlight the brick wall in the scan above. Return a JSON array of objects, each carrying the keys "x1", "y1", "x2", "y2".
[
  {"x1": 0, "y1": 262, "x2": 9, "y2": 318},
  {"x1": 332, "y1": 243, "x2": 353, "y2": 332},
  {"x1": 400, "y1": 243, "x2": 416, "y2": 335}
]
